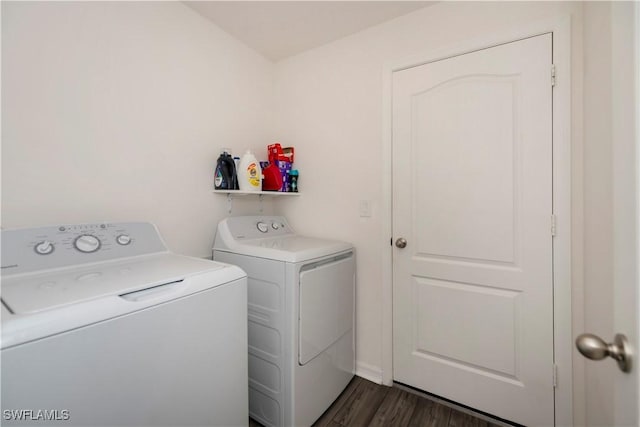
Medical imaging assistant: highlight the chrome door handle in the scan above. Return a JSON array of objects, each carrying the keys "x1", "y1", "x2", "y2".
[
  {"x1": 575, "y1": 333, "x2": 632, "y2": 373},
  {"x1": 395, "y1": 238, "x2": 407, "y2": 249}
]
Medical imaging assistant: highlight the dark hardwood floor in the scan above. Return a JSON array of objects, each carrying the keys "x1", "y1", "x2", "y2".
[{"x1": 249, "y1": 376, "x2": 507, "y2": 427}]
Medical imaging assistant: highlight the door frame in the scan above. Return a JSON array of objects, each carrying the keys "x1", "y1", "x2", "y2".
[{"x1": 381, "y1": 16, "x2": 574, "y2": 426}]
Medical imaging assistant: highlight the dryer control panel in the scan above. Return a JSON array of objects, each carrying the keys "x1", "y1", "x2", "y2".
[
  {"x1": 1, "y1": 222, "x2": 167, "y2": 275},
  {"x1": 224, "y1": 216, "x2": 295, "y2": 240}
]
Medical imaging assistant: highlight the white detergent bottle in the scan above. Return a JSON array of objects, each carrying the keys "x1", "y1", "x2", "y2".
[{"x1": 238, "y1": 150, "x2": 262, "y2": 191}]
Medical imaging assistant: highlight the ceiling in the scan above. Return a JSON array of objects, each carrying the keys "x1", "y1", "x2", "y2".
[{"x1": 184, "y1": 1, "x2": 435, "y2": 61}]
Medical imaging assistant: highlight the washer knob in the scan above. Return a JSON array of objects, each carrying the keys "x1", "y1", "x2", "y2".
[
  {"x1": 272, "y1": 222, "x2": 280, "y2": 230},
  {"x1": 116, "y1": 234, "x2": 132, "y2": 245},
  {"x1": 256, "y1": 222, "x2": 269, "y2": 233},
  {"x1": 34, "y1": 240, "x2": 55, "y2": 255},
  {"x1": 74, "y1": 234, "x2": 101, "y2": 253}
]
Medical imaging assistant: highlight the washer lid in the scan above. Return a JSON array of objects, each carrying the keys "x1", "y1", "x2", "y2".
[
  {"x1": 1, "y1": 253, "x2": 229, "y2": 315},
  {"x1": 217, "y1": 235, "x2": 352, "y2": 263}
]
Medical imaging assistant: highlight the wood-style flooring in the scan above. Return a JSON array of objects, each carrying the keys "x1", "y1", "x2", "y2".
[{"x1": 249, "y1": 376, "x2": 507, "y2": 427}]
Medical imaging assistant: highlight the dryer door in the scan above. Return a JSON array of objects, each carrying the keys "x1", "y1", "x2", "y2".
[{"x1": 299, "y1": 253, "x2": 354, "y2": 365}]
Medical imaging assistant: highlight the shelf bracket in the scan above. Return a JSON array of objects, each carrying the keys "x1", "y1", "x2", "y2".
[{"x1": 227, "y1": 193, "x2": 233, "y2": 214}]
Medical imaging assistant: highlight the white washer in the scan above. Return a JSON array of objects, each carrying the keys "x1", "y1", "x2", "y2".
[
  {"x1": 213, "y1": 216, "x2": 355, "y2": 427},
  {"x1": 1, "y1": 222, "x2": 247, "y2": 427}
]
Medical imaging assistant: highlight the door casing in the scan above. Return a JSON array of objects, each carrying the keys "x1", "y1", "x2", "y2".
[{"x1": 381, "y1": 15, "x2": 575, "y2": 426}]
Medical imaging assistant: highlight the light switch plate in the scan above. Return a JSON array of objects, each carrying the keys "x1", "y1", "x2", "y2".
[{"x1": 359, "y1": 200, "x2": 372, "y2": 217}]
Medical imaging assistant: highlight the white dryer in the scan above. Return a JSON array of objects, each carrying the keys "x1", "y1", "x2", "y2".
[
  {"x1": 1, "y1": 222, "x2": 247, "y2": 427},
  {"x1": 213, "y1": 216, "x2": 355, "y2": 427}
]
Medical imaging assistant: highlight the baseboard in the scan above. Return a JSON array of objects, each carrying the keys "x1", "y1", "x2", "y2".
[{"x1": 355, "y1": 361, "x2": 383, "y2": 384}]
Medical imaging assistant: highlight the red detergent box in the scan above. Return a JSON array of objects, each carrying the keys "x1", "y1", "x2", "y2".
[{"x1": 268, "y1": 143, "x2": 295, "y2": 191}]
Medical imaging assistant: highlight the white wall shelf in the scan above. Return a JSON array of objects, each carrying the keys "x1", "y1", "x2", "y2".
[{"x1": 212, "y1": 190, "x2": 300, "y2": 197}]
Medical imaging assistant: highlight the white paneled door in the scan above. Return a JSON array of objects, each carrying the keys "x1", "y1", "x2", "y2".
[{"x1": 392, "y1": 34, "x2": 553, "y2": 426}]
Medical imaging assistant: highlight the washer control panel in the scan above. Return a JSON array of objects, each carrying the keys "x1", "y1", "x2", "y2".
[
  {"x1": 1, "y1": 222, "x2": 167, "y2": 275},
  {"x1": 28, "y1": 224, "x2": 136, "y2": 256}
]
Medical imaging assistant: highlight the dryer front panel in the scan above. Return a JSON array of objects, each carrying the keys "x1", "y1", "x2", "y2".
[{"x1": 298, "y1": 253, "x2": 354, "y2": 365}]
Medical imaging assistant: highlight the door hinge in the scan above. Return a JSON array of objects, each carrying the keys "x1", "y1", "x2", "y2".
[
  {"x1": 551, "y1": 64, "x2": 556, "y2": 87},
  {"x1": 553, "y1": 363, "x2": 558, "y2": 388},
  {"x1": 551, "y1": 214, "x2": 557, "y2": 237}
]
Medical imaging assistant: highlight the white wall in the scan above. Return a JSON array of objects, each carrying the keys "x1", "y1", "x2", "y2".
[
  {"x1": 582, "y1": 3, "x2": 615, "y2": 425},
  {"x1": 273, "y1": 1, "x2": 614, "y2": 425},
  {"x1": 2, "y1": 1, "x2": 626, "y2": 425},
  {"x1": 1, "y1": 1, "x2": 275, "y2": 257}
]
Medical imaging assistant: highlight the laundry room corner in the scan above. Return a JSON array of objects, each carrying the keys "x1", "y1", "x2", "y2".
[
  {"x1": 3, "y1": 0, "x2": 637, "y2": 425},
  {"x1": 1, "y1": 1, "x2": 276, "y2": 258}
]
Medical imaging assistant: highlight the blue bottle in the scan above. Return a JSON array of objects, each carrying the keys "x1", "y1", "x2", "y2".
[{"x1": 288, "y1": 169, "x2": 299, "y2": 193}]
